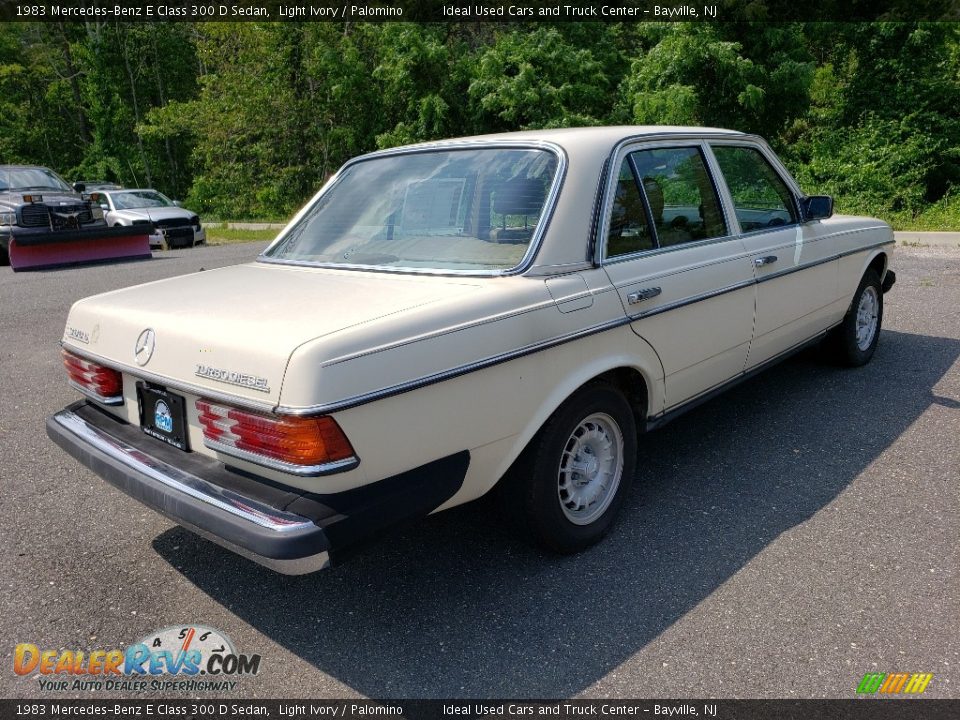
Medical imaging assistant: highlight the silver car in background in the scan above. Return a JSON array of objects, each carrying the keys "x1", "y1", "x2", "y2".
[{"x1": 95, "y1": 189, "x2": 205, "y2": 249}]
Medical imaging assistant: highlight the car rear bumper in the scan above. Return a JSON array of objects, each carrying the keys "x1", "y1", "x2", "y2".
[
  {"x1": 47, "y1": 401, "x2": 469, "y2": 574},
  {"x1": 149, "y1": 225, "x2": 198, "y2": 249}
]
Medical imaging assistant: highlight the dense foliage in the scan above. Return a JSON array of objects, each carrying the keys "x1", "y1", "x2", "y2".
[{"x1": 2, "y1": 21, "x2": 958, "y2": 227}]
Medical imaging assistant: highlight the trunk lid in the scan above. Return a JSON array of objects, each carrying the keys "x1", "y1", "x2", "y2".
[{"x1": 62, "y1": 262, "x2": 482, "y2": 405}]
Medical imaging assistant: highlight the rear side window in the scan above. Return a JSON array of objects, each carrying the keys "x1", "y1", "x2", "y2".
[
  {"x1": 626, "y1": 147, "x2": 727, "y2": 248},
  {"x1": 712, "y1": 145, "x2": 798, "y2": 231},
  {"x1": 606, "y1": 158, "x2": 655, "y2": 257}
]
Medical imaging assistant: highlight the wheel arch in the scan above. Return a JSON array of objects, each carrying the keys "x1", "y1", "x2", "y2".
[
  {"x1": 485, "y1": 351, "x2": 660, "y2": 499},
  {"x1": 593, "y1": 366, "x2": 650, "y2": 431},
  {"x1": 843, "y1": 249, "x2": 889, "y2": 314},
  {"x1": 866, "y1": 251, "x2": 888, "y2": 281}
]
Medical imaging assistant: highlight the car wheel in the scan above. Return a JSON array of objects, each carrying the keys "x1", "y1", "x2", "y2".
[
  {"x1": 502, "y1": 382, "x2": 637, "y2": 553},
  {"x1": 827, "y1": 269, "x2": 883, "y2": 366},
  {"x1": 0, "y1": 241, "x2": 9, "y2": 266}
]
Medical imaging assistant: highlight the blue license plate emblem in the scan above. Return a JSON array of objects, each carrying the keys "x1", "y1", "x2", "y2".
[{"x1": 154, "y1": 400, "x2": 174, "y2": 433}]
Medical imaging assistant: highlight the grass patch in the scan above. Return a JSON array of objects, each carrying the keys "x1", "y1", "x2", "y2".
[
  {"x1": 879, "y1": 193, "x2": 960, "y2": 231},
  {"x1": 205, "y1": 227, "x2": 279, "y2": 245}
]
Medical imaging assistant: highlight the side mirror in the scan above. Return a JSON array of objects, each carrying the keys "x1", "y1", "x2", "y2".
[
  {"x1": 100, "y1": 204, "x2": 110, "y2": 211},
  {"x1": 802, "y1": 195, "x2": 833, "y2": 221},
  {"x1": 172, "y1": 200, "x2": 183, "y2": 207},
  {"x1": 73, "y1": 182, "x2": 86, "y2": 193}
]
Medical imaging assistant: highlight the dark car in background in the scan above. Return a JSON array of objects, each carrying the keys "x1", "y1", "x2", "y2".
[
  {"x1": 1, "y1": 165, "x2": 106, "y2": 264},
  {"x1": 0, "y1": 165, "x2": 152, "y2": 269}
]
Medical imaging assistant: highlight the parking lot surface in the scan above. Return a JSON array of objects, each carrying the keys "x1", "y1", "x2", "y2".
[{"x1": 1, "y1": 244, "x2": 957, "y2": 699}]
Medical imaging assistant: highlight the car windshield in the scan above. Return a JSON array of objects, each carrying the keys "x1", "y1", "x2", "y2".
[
  {"x1": 110, "y1": 190, "x2": 173, "y2": 209},
  {"x1": 0, "y1": 167, "x2": 73, "y2": 192},
  {"x1": 262, "y1": 147, "x2": 560, "y2": 272}
]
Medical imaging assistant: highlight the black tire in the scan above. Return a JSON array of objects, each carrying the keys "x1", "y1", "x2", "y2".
[
  {"x1": 0, "y1": 241, "x2": 9, "y2": 266},
  {"x1": 501, "y1": 382, "x2": 637, "y2": 553},
  {"x1": 826, "y1": 269, "x2": 883, "y2": 366}
]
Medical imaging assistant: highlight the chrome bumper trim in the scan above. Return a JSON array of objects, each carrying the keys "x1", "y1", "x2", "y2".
[
  {"x1": 203, "y1": 437, "x2": 359, "y2": 477},
  {"x1": 51, "y1": 409, "x2": 314, "y2": 534}
]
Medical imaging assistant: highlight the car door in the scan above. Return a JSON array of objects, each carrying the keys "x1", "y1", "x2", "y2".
[
  {"x1": 707, "y1": 141, "x2": 839, "y2": 370},
  {"x1": 599, "y1": 141, "x2": 755, "y2": 413}
]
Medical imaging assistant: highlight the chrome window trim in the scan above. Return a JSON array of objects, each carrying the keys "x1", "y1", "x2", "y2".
[
  {"x1": 203, "y1": 438, "x2": 359, "y2": 478},
  {"x1": 596, "y1": 137, "x2": 741, "y2": 266},
  {"x1": 737, "y1": 222, "x2": 805, "y2": 240},
  {"x1": 585, "y1": 157, "x2": 612, "y2": 265},
  {"x1": 601, "y1": 231, "x2": 744, "y2": 266},
  {"x1": 257, "y1": 140, "x2": 568, "y2": 278},
  {"x1": 526, "y1": 261, "x2": 595, "y2": 276},
  {"x1": 50, "y1": 409, "x2": 316, "y2": 533}
]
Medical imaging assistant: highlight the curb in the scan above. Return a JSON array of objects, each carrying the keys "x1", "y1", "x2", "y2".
[
  {"x1": 894, "y1": 231, "x2": 960, "y2": 248},
  {"x1": 204, "y1": 222, "x2": 286, "y2": 231}
]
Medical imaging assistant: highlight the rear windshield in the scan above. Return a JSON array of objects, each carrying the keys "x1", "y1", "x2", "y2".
[{"x1": 262, "y1": 147, "x2": 559, "y2": 273}]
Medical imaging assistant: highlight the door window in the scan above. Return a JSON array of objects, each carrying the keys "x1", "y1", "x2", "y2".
[
  {"x1": 627, "y1": 147, "x2": 727, "y2": 248},
  {"x1": 712, "y1": 145, "x2": 798, "y2": 232}
]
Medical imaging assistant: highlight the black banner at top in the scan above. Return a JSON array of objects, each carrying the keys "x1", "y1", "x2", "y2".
[{"x1": 1, "y1": 0, "x2": 959, "y2": 23}]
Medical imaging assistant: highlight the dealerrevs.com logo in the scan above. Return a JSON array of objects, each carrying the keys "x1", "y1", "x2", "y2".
[{"x1": 14, "y1": 625, "x2": 262, "y2": 693}]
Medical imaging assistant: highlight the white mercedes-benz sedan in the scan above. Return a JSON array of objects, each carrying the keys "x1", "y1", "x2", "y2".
[{"x1": 48, "y1": 127, "x2": 896, "y2": 573}]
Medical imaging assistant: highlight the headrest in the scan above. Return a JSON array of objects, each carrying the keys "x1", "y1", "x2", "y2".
[{"x1": 492, "y1": 177, "x2": 547, "y2": 217}]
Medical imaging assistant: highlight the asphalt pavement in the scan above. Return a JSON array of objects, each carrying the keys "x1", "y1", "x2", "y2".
[{"x1": 1, "y1": 243, "x2": 957, "y2": 700}]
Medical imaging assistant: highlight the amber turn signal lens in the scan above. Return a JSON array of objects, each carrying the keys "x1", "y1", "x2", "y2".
[{"x1": 196, "y1": 399, "x2": 355, "y2": 468}]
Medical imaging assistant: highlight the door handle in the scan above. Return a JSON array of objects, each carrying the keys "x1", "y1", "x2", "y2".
[
  {"x1": 754, "y1": 255, "x2": 778, "y2": 267},
  {"x1": 627, "y1": 287, "x2": 662, "y2": 304}
]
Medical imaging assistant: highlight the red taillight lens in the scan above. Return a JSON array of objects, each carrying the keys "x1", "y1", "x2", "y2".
[
  {"x1": 196, "y1": 399, "x2": 355, "y2": 469},
  {"x1": 62, "y1": 349, "x2": 123, "y2": 402}
]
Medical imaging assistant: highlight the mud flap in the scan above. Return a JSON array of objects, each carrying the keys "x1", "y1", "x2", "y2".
[{"x1": 9, "y1": 226, "x2": 153, "y2": 271}]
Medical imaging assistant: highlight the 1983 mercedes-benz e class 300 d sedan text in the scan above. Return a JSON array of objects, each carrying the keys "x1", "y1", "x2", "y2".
[{"x1": 48, "y1": 127, "x2": 896, "y2": 573}]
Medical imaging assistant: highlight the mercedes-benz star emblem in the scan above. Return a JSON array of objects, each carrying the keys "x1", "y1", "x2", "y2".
[{"x1": 134, "y1": 328, "x2": 156, "y2": 366}]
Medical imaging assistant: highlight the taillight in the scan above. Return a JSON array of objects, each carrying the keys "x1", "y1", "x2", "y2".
[
  {"x1": 62, "y1": 350, "x2": 123, "y2": 405},
  {"x1": 196, "y1": 399, "x2": 357, "y2": 474}
]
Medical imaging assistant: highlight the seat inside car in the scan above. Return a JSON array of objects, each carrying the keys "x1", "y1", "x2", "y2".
[{"x1": 489, "y1": 177, "x2": 546, "y2": 244}]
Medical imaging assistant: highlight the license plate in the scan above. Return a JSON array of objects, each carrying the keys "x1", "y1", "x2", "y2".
[{"x1": 137, "y1": 383, "x2": 189, "y2": 451}]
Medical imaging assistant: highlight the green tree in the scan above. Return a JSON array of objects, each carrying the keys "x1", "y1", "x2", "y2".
[
  {"x1": 618, "y1": 23, "x2": 815, "y2": 139},
  {"x1": 468, "y1": 27, "x2": 612, "y2": 130}
]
